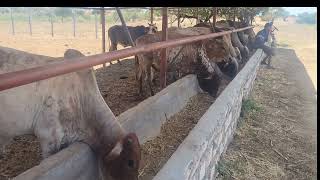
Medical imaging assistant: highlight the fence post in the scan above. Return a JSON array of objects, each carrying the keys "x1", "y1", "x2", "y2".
[
  {"x1": 150, "y1": 7, "x2": 154, "y2": 24},
  {"x1": 72, "y1": 10, "x2": 76, "y2": 37},
  {"x1": 101, "y1": 7, "x2": 106, "y2": 67},
  {"x1": 50, "y1": 13, "x2": 54, "y2": 37},
  {"x1": 10, "y1": 8, "x2": 15, "y2": 35},
  {"x1": 95, "y1": 13, "x2": 98, "y2": 39},
  {"x1": 28, "y1": 9, "x2": 32, "y2": 36}
]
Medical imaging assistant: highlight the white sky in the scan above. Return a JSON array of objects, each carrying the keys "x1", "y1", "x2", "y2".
[{"x1": 283, "y1": 7, "x2": 317, "y2": 15}]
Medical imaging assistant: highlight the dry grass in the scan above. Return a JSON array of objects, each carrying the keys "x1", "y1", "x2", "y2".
[
  {"x1": 138, "y1": 93, "x2": 215, "y2": 180},
  {"x1": 216, "y1": 49, "x2": 317, "y2": 180},
  {"x1": 254, "y1": 17, "x2": 317, "y2": 89}
]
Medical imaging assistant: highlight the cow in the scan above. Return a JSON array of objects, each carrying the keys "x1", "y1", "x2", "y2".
[
  {"x1": 0, "y1": 47, "x2": 141, "y2": 180},
  {"x1": 193, "y1": 22, "x2": 248, "y2": 64},
  {"x1": 135, "y1": 27, "x2": 239, "y2": 97},
  {"x1": 108, "y1": 23, "x2": 157, "y2": 65}
]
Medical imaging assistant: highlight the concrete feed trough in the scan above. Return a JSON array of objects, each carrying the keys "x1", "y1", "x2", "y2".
[{"x1": 14, "y1": 48, "x2": 266, "y2": 180}]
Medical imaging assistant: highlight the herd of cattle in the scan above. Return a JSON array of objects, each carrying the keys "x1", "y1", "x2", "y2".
[{"x1": 0, "y1": 20, "x2": 256, "y2": 180}]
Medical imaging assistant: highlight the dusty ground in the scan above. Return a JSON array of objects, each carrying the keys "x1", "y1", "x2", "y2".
[
  {"x1": 216, "y1": 48, "x2": 317, "y2": 180},
  {"x1": 138, "y1": 93, "x2": 215, "y2": 180}
]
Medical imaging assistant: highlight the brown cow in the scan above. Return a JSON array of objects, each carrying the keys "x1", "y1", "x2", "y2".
[
  {"x1": 0, "y1": 47, "x2": 141, "y2": 180},
  {"x1": 135, "y1": 27, "x2": 238, "y2": 97}
]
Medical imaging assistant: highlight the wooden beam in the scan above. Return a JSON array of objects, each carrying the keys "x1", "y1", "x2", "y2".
[
  {"x1": 101, "y1": 7, "x2": 106, "y2": 67},
  {"x1": 160, "y1": 7, "x2": 168, "y2": 89}
]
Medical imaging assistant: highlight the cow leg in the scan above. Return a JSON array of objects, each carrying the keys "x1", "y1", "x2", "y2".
[
  {"x1": 146, "y1": 63, "x2": 154, "y2": 96},
  {"x1": 109, "y1": 43, "x2": 117, "y2": 65}
]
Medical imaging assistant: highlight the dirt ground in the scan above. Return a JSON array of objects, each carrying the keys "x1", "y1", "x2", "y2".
[{"x1": 216, "y1": 48, "x2": 317, "y2": 180}]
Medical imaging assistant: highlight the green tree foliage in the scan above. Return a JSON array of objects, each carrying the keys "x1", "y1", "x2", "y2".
[
  {"x1": 54, "y1": 7, "x2": 72, "y2": 22},
  {"x1": 260, "y1": 7, "x2": 290, "y2": 21},
  {"x1": 296, "y1": 12, "x2": 317, "y2": 24}
]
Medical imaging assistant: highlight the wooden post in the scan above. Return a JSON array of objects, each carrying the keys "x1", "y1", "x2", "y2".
[
  {"x1": 150, "y1": 7, "x2": 154, "y2": 24},
  {"x1": 95, "y1": 13, "x2": 98, "y2": 39},
  {"x1": 28, "y1": 9, "x2": 32, "y2": 36},
  {"x1": 212, "y1": 7, "x2": 217, "y2": 27},
  {"x1": 101, "y1": 7, "x2": 106, "y2": 67},
  {"x1": 160, "y1": 7, "x2": 168, "y2": 89},
  {"x1": 177, "y1": 8, "x2": 180, "y2": 28},
  {"x1": 72, "y1": 10, "x2": 76, "y2": 37},
  {"x1": 50, "y1": 13, "x2": 54, "y2": 37},
  {"x1": 10, "y1": 8, "x2": 15, "y2": 35}
]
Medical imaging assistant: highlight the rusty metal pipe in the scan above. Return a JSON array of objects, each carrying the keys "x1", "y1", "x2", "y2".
[{"x1": 0, "y1": 26, "x2": 253, "y2": 91}]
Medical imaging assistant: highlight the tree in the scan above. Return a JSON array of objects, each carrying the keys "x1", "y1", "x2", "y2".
[
  {"x1": 296, "y1": 12, "x2": 317, "y2": 24},
  {"x1": 54, "y1": 7, "x2": 72, "y2": 22},
  {"x1": 261, "y1": 7, "x2": 290, "y2": 21}
]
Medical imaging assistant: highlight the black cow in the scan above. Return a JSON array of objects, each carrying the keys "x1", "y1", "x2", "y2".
[{"x1": 108, "y1": 23, "x2": 157, "y2": 64}]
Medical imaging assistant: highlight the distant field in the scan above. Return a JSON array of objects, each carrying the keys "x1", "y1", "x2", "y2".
[{"x1": 0, "y1": 17, "x2": 316, "y2": 89}]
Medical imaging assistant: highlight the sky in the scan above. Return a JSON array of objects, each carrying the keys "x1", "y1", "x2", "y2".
[{"x1": 283, "y1": 7, "x2": 317, "y2": 15}]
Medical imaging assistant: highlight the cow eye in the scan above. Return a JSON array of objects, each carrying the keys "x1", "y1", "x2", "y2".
[{"x1": 128, "y1": 160, "x2": 134, "y2": 168}]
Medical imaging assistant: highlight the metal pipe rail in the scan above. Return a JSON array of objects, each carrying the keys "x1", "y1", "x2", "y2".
[{"x1": 0, "y1": 26, "x2": 253, "y2": 92}]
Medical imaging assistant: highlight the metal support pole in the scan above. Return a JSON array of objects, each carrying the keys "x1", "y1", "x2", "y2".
[
  {"x1": 160, "y1": 7, "x2": 168, "y2": 89},
  {"x1": 115, "y1": 7, "x2": 135, "y2": 47},
  {"x1": 72, "y1": 10, "x2": 76, "y2": 37},
  {"x1": 0, "y1": 26, "x2": 253, "y2": 91},
  {"x1": 177, "y1": 8, "x2": 181, "y2": 28},
  {"x1": 101, "y1": 7, "x2": 106, "y2": 67},
  {"x1": 150, "y1": 7, "x2": 154, "y2": 24},
  {"x1": 28, "y1": 9, "x2": 32, "y2": 36},
  {"x1": 233, "y1": 8, "x2": 236, "y2": 24},
  {"x1": 196, "y1": 8, "x2": 199, "y2": 24},
  {"x1": 50, "y1": 13, "x2": 54, "y2": 37},
  {"x1": 115, "y1": 7, "x2": 136, "y2": 65},
  {"x1": 10, "y1": 8, "x2": 15, "y2": 35},
  {"x1": 212, "y1": 7, "x2": 217, "y2": 27},
  {"x1": 95, "y1": 13, "x2": 98, "y2": 39}
]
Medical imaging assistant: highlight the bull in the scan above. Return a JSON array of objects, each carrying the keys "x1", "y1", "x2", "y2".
[{"x1": 0, "y1": 47, "x2": 141, "y2": 180}]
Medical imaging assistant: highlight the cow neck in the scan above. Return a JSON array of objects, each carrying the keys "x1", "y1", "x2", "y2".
[{"x1": 82, "y1": 70, "x2": 125, "y2": 157}]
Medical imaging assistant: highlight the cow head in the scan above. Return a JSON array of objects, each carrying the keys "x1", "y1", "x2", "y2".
[
  {"x1": 102, "y1": 133, "x2": 141, "y2": 180},
  {"x1": 203, "y1": 37, "x2": 230, "y2": 63},
  {"x1": 146, "y1": 23, "x2": 158, "y2": 34}
]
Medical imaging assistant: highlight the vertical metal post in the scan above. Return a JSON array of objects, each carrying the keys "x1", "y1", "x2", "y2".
[
  {"x1": 196, "y1": 8, "x2": 199, "y2": 24},
  {"x1": 10, "y1": 8, "x2": 15, "y2": 35},
  {"x1": 233, "y1": 8, "x2": 236, "y2": 24},
  {"x1": 177, "y1": 8, "x2": 181, "y2": 28},
  {"x1": 150, "y1": 7, "x2": 154, "y2": 24},
  {"x1": 212, "y1": 7, "x2": 217, "y2": 27},
  {"x1": 115, "y1": 7, "x2": 135, "y2": 46},
  {"x1": 95, "y1": 13, "x2": 98, "y2": 39},
  {"x1": 101, "y1": 7, "x2": 106, "y2": 67},
  {"x1": 28, "y1": 8, "x2": 32, "y2": 36},
  {"x1": 72, "y1": 10, "x2": 76, "y2": 37},
  {"x1": 160, "y1": 7, "x2": 168, "y2": 89},
  {"x1": 50, "y1": 13, "x2": 54, "y2": 37}
]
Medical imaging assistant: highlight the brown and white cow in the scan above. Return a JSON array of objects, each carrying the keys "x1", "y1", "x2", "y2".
[
  {"x1": 135, "y1": 27, "x2": 238, "y2": 97},
  {"x1": 0, "y1": 47, "x2": 141, "y2": 180},
  {"x1": 108, "y1": 23, "x2": 157, "y2": 64}
]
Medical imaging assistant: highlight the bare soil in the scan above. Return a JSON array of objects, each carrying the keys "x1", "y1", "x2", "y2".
[{"x1": 216, "y1": 48, "x2": 317, "y2": 180}]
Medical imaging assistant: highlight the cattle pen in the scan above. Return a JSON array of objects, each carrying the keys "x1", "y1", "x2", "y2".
[{"x1": 0, "y1": 7, "x2": 268, "y2": 180}]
